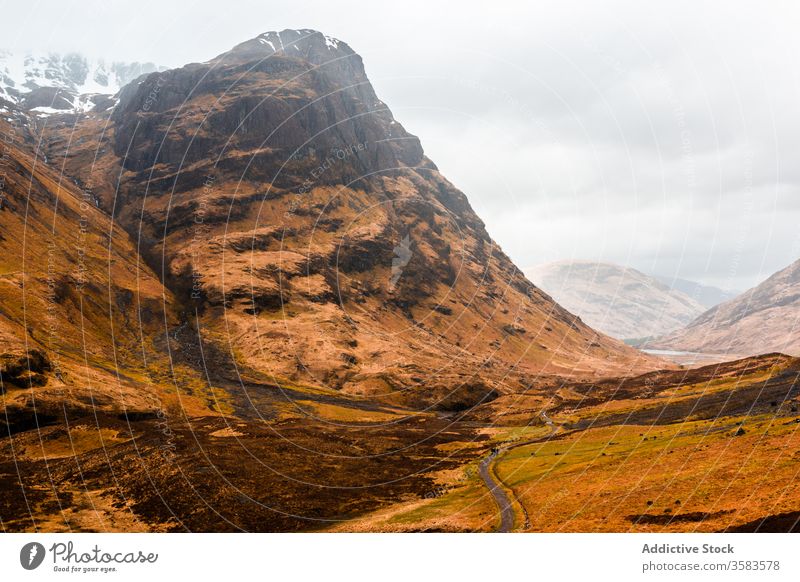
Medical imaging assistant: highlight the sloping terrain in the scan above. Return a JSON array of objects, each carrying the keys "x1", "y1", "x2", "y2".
[
  {"x1": 6, "y1": 29, "x2": 795, "y2": 533},
  {"x1": 0, "y1": 29, "x2": 661, "y2": 533},
  {"x1": 528, "y1": 260, "x2": 706, "y2": 340},
  {"x1": 0, "y1": 113, "x2": 489, "y2": 533},
  {"x1": 653, "y1": 259, "x2": 800, "y2": 357},
  {"x1": 39, "y1": 29, "x2": 658, "y2": 410},
  {"x1": 0, "y1": 116, "x2": 225, "y2": 437},
  {"x1": 335, "y1": 354, "x2": 800, "y2": 532}
]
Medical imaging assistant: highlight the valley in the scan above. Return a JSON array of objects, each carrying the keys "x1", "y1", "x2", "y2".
[
  {"x1": 332, "y1": 355, "x2": 800, "y2": 533},
  {"x1": 1, "y1": 29, "x2": 799, "y2": 534},
  {"x1": 4, "y1": 352, "x2": 797, "y2": 532}
]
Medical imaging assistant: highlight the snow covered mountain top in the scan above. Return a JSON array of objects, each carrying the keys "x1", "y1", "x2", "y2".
[
  {"x1": 255, "y1": 29, "x2": 341, "y2": 51},
  {"x1": 0, "y1": 50, "x2": 163, "y2": 114},
  {"x1": 222, "y1": 29, "x2": 356, "y2": 63}
]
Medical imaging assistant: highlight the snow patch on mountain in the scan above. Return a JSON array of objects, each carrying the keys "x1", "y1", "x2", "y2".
[
  {"x1": 253, "y1": 30, "x2": 345, "y2": 55},
  {"x1": 0, "y1": 50, "x2": 163, "y2": 113}
]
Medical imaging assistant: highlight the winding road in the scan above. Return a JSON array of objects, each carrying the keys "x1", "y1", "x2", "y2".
[
  {"x1": 479, "y1": 412, "x2": 557, "y2": 532},
  {"x1": 479, "y1": 450, "x2": 515, "y2": 532}
]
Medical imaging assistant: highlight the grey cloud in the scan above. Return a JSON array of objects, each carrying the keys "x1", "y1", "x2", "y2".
[{"x1": 3, "y1": 0, "x2": 799, "y2": 290}]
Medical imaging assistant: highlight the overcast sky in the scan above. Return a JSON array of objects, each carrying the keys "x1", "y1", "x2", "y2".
[{"x1": 4, "y1": 0, "x2": 800, "y2": 290}]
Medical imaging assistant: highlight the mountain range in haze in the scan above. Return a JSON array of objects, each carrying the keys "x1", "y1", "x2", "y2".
[
  {"x1": 652, "y1": 258, "x2": 800, "y2": 357},
  {"x1": 528, "y1": 261, "x2": 709, "y2": 340},
  {"x1": 530, "y1": 258, "x2": 800, "y2": 358},
  {"x1": 652, "y1": 274, "x2": 739, "y2": 309}
]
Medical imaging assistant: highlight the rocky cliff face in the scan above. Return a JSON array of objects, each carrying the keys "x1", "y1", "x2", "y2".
[
  {"x1": 34, "y1": 29, "x2": 658, "y2": 410},
  {"x1": 528, "y1": 261, "x2": 707, "y2": 340},
  {"x1": 653, "y1": 259, "x2": 800, "y2": 356}
]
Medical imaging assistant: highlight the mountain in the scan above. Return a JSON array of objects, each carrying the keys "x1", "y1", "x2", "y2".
[
  {"x1": 2, "y1": 29, "x2": 797, "y2": 535},
  {"x1": 652, "y1": 274, "x2": 738, "y2": 309},
  {"x1": 528, "y1": 260, "x2": 706, "y2": 340},
  {"x1": 34, "y1": 28, "x2": 658, "y2": 401},
  {"x1": 652, "y1": 259, "x2": 800, "y2": 356},
  {"x1": 0, "y1": 30, "x2": 678, "y2": 533},
  {"x1": 0, "y1": 50, "x2": 162, "y2": 114}
]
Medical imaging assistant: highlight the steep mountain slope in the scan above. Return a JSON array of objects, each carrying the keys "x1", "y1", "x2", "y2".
[
  {"x1": 528, "y1": 260, "x2": 706, "y2": 340},
  {"x1": 0, "y1": 50, "x2": 162, "y2": 114},
  {"x1": 39, "y1": 29, "x2": 658, "y2": 406},
  {"x1": 653, "y1": 259, "x2": 800, "y2": 356},
  {"x1": 0, "y1": 116, "x2": 218, "y2": 436}
]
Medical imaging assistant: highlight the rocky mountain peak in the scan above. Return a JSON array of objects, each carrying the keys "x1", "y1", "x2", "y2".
[
  {"x1": 214, "y1": 29, "x2": 388, "y2": 129},
  {"x1": 111, "y1": 29, "x2": 426, "y2": 182},
  {"x1": 225, "y1": 29, "x2": 354, "y2": 61}
]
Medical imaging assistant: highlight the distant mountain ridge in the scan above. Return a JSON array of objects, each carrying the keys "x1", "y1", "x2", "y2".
[
  {"x1": 528, "y1": 260, "x2": 707, "y2": 340},
  {"x1": 652, "y1": 258, "x2": 800, "y2": 356},
  {"x1": 653, "y1": 275, "x2": 738, "y2": 309}
]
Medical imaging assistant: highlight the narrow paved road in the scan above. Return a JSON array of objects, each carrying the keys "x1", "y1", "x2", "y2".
[
  {"x1": 479, "y1": 412, "x2": 558, "y2": 532},
  {"x1": 479, "y1": 450, "x2": 515, "y2": 532}
]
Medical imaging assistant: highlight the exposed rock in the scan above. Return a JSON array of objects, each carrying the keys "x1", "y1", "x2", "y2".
[{"x1": 0, "y1": 349, "x2": 51, "y2": 390}]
